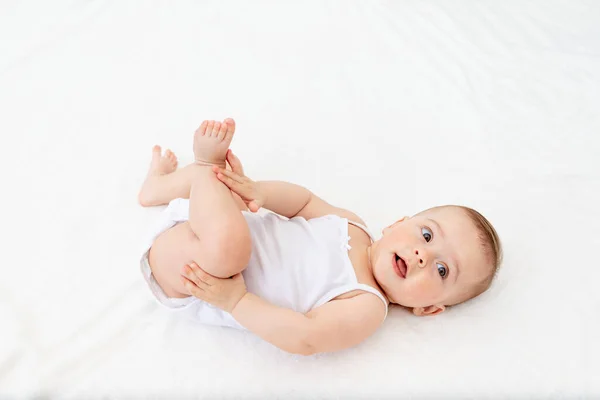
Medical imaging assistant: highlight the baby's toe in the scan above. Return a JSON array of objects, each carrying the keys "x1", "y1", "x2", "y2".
[
  {"x1": 212, "y1": 122, "x2": 221, "y2": 137},
  {"x1": 224, "y1": 118, "x2": 235, "y2": 132},
  {"x1": 206, "y1": 120, "x2": 215, "y2": 136},
  {"x1": 217, "y1": 120, "x2": 228, "y2": 140},
  {"x1": 198, "y1": 120, "x2": 208, "y2": 136},
  {"x1": 223, "y1": 118, "x2": 236, "y2": 141},
  {"x1": 150, "y1": 146, "x2": 162, "y2": 167}
]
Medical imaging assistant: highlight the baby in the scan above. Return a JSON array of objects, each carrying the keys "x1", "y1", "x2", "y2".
[{"x1": 138, "y1": 118, "x2": 502, "y2": 355}]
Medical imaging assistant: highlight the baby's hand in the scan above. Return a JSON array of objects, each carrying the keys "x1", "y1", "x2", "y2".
[
  {"x1": 180, "y1": 262, "x2": 247, "y2": 314},
  {"x1": 212, "y1": 150, "x2": 266, "y2": 213}
]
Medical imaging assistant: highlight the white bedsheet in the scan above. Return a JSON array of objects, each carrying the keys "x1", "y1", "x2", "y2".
[{"x1": 1, "y1": 0, "x2": 599, "y2": 398}]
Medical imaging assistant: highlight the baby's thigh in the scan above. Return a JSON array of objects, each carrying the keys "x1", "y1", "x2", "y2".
[
  {"x1": 147, "y1": 222, "x2": 200, "y2": 297},
  {"x1": 147, "y1": 221, "x2": 250, "y2": 298}
]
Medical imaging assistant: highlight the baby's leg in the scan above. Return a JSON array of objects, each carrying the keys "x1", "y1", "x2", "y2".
[
  {"x1": 186, "y1": 119, "x2": 251, "y2": 277},
  {"x1": 138, "y1": 147, "x2": 247, "y2": 212},
  {"x1": 148, "y1": 119, "x2": 251, "y2": 286}
]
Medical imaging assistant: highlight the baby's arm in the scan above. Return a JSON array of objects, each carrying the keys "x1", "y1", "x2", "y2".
[
  {"x1": 181, "y1": 262, "x2": 384, "y2": 355},
  {"x1": 256, "y1": 181, "x2": 365, "y2": 226},
  {"x1": 215, "y1": 152, "x2": 364, "y2": 222},
  {"x1": 256, "y1": 180, "x2": 312, "y2": 218},
  {"x1": 233, "y1": 291, "x2": 385, "y2": 355},
  {"x1": 216, "y1": 172, "x2": 362, "y2": 222}
]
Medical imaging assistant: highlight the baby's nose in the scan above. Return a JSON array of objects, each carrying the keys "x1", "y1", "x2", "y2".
[{"x1": 414, "y1": 248, "x2": 428, "y2": 268}]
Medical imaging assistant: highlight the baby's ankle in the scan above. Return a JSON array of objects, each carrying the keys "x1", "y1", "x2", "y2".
[{"x1": 194, "y1": 159, "x2": 226, "y2": 168}]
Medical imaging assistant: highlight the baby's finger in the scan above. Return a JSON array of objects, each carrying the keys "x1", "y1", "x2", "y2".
[
  {"x1": 216, "y1": 172, "x2": 245, "y2": 193},
  {"x1": 248, "y1": 200, "x2": 260, "y2": 213},
  {"x1": 181, "y1": 276, "x2": 203, "y2": 297},
  {"x1": 188, "y1": 262, "x2": 215, "y2": 286},
  {"x1": 216, "y1": 173, "x2": 236, "y2": 190},
  {"x1": 182, "y1": 264, "x2": 210, "y2": 288},
  {"x1": 216, "y1": 167, "x2": 244, "y2": 184},
  {"x1": 227, "y1": 150, "x2": 245, "y2": 175}
]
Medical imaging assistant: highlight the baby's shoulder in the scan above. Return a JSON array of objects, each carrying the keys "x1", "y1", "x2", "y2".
[
  {"x1": 332, "y1": 208, "x2": 366, "y2": 227},
  {"x1": 342, "y1": 211, "x2": 373, "y2": 246},
  {"x1": 319, "y1": 208, "x2": 371, "y2": 245}
]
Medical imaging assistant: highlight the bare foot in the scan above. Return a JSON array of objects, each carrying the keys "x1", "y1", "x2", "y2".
[
  {"x1": 193, "y1": 118, "x2": 236, "y2": 167},
  {"x1": 138, "y1": 145, "x2": 178, "y2": 207}
]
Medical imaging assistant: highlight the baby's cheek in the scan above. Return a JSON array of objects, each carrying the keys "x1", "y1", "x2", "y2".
[{"x1": 408, "y1": 274, "x2": 442, "y2": 303}]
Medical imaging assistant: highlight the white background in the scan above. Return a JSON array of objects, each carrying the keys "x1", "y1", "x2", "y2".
[{"x1": 1, "y1": 0, "x2": 599, "y2": 398}]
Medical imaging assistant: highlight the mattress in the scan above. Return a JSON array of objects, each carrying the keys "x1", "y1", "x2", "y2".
[{"x1": 1, "y1": 0, "x2": 598, "y2": 398}]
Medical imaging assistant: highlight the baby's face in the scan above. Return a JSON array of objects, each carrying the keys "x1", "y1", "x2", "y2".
[{"x1": 370, "y1": 207, "x2": 490, "y2": 313}]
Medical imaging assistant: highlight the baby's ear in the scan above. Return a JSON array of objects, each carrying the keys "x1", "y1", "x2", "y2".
[{"x1": 412, "y1": 305, "x2": 445, "y2": 317}]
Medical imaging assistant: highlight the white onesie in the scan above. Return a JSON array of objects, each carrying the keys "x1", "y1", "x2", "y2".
[{"x1": 140, "y1": 198, "x2": 388, "y2": 330}]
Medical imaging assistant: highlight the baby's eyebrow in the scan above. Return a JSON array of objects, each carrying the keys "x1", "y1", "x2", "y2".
[{"x1": 426, "y1": 218, "x2": 445, "y2": 238}]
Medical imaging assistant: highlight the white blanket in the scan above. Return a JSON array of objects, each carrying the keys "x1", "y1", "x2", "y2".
[{"x1": 1, "y1": 0, "x2": 598, "y2": 398}]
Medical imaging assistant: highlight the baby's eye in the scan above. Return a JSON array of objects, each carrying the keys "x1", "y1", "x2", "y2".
[
  {"x1": 437, "y1": 263, "x2": 448, "y2": 279},
  {"x1": 421, "y1": 227, "x2": 433, "y2": 242}
]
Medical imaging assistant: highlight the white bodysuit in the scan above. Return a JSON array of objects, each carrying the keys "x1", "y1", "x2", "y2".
[{"x1": 140, "y1": 198, "x2": 388, "y2": 330}]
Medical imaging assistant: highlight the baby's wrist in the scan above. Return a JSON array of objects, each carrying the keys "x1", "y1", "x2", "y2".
[
  {"x1": 230, "y1": 291, "x2": 249, "y2": 314},
  {"x1": 255, "y1": 182, "x2": 267, "y2": 207}
]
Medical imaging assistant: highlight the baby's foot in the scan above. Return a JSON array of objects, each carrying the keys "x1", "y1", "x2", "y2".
[
  {"x1": 138, "y1": 145, "x2": 178, "y2": 206},
  {"x1": 148, "y1": 145, "x2": 178, "y2": 176},
  {"x1": 193, "y1": 118, "x2": 235, "y2": 168}
]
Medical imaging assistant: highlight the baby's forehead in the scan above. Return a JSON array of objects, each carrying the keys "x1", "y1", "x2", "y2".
[
  {"x1": 416, "y1": 207, "x2": 473, "y2": 233},
  {"x1": 417, "y1": 205, "x2": 466, "y2": 220}
]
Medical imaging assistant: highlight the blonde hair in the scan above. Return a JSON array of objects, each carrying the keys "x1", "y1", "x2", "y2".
[{"x1": 459, "y1": 206, "x2": 502, "y2": 301}]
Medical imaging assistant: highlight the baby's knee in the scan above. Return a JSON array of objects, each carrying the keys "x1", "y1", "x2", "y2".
[{"x1": 189, "y1": 222, "x2": 251, "y2": 278}]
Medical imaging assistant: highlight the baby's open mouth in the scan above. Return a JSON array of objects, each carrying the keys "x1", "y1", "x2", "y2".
[{"x1": 393, "y1": 253, "x2": 407, "y2": 279}]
